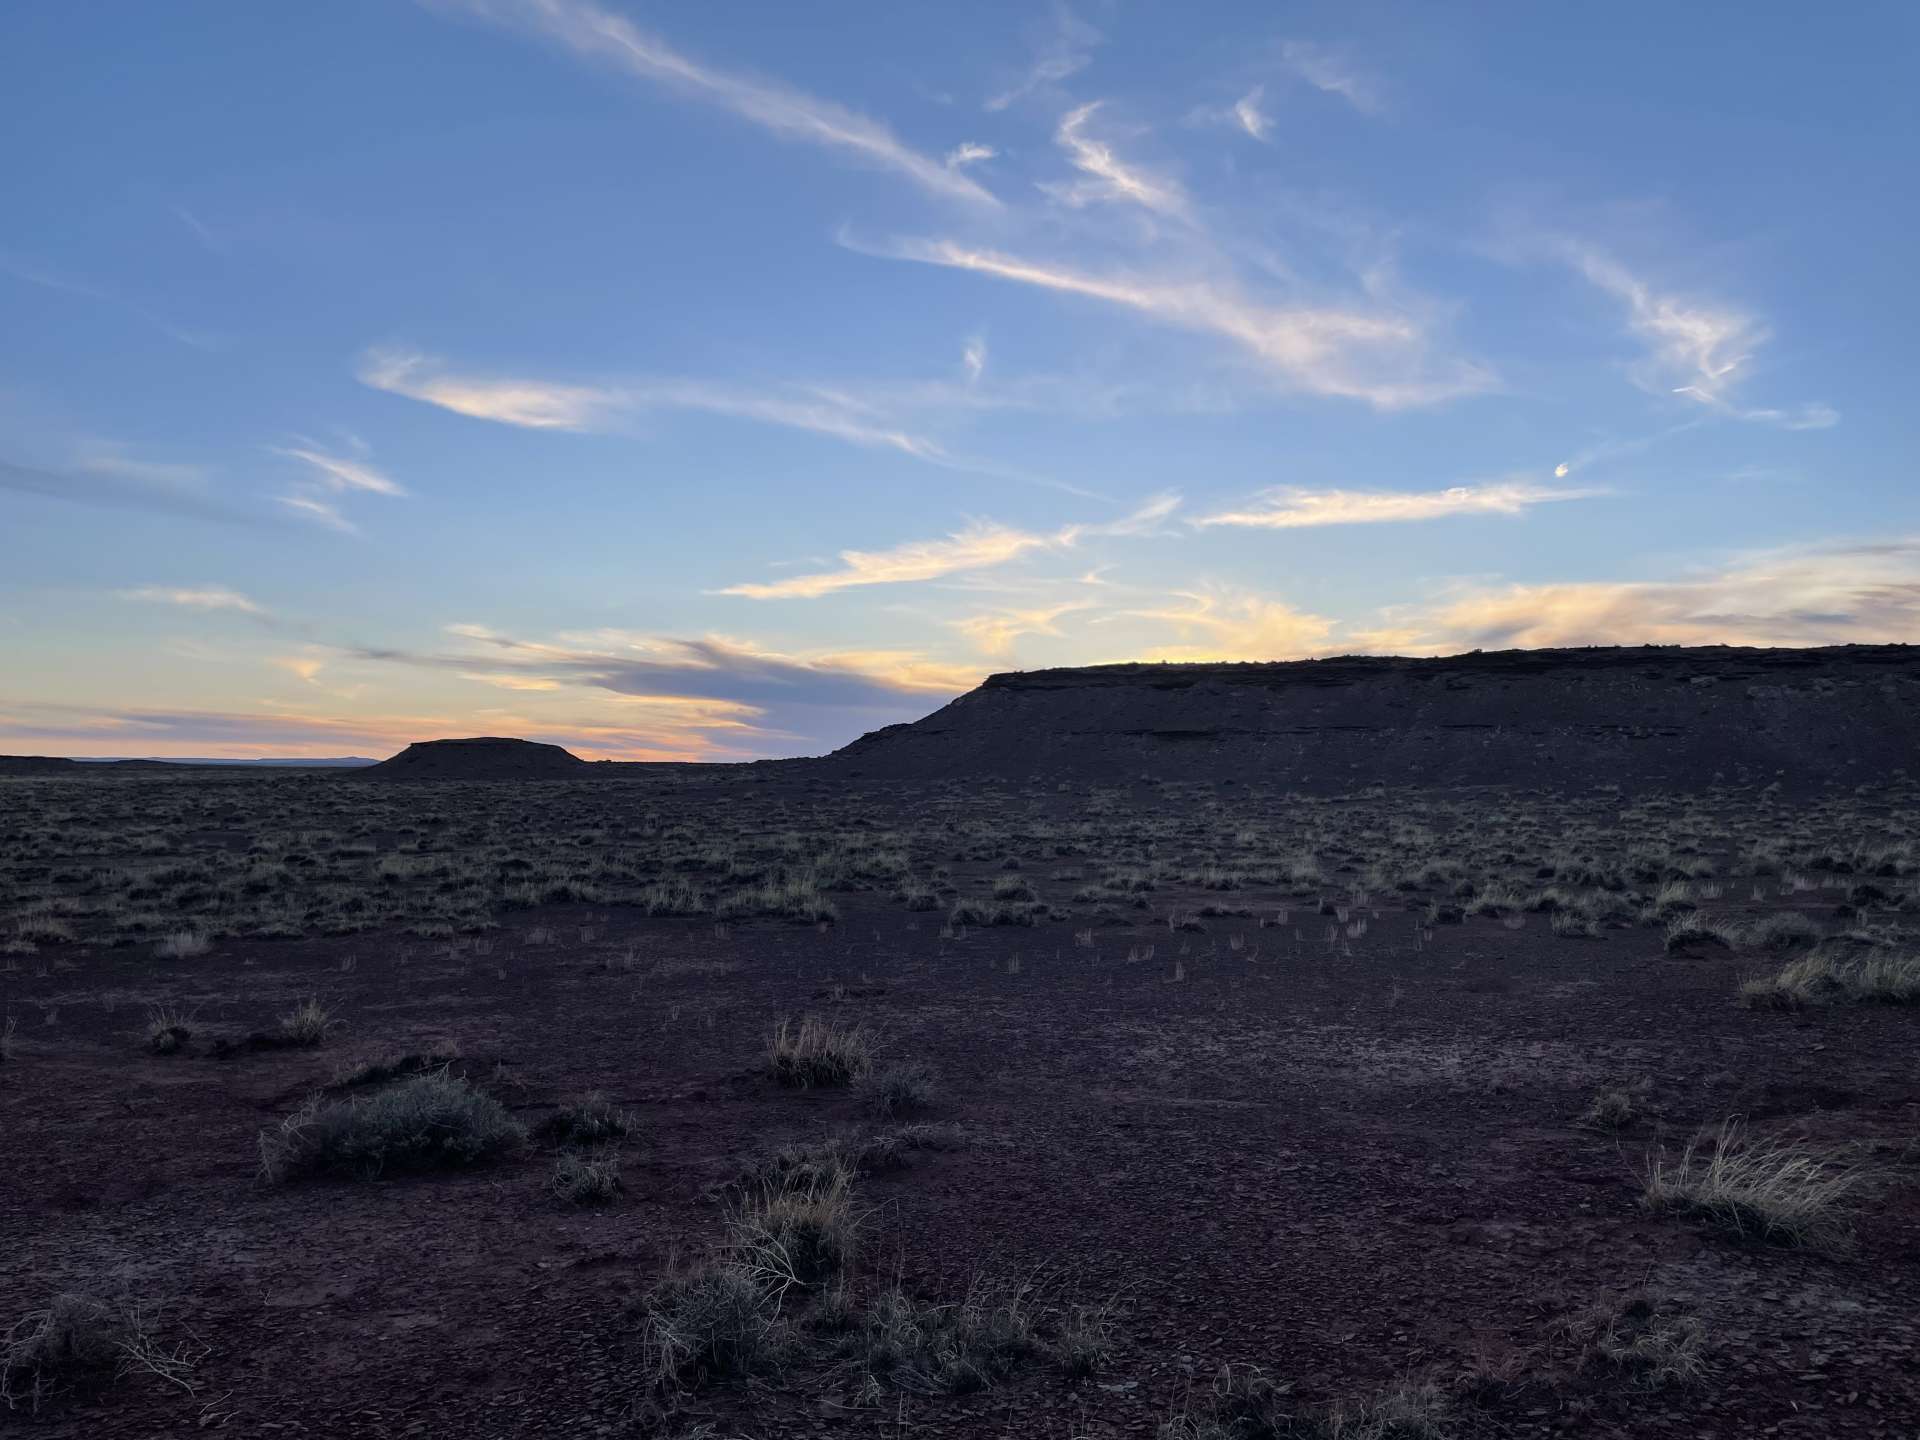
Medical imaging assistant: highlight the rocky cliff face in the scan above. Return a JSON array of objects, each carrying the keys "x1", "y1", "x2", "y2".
[{"x1": 829, "y1": 646, "x2": 1920, "y2": 790}]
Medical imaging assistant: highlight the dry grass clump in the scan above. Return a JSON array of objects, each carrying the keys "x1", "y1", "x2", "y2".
[
  {"x1": 332, "y1": 1047, "x2": 462, "y2": 1089},
  {"x1": 768, "y1": 1016, "x2": 873, "y2": 1088},
  {"x1": 1738, "y1": 911, "x2": 1822, "y2": 952},
  {"x1": 276, "y1": 997, "x2": 332, "y2": 1046},
  {"x1": 1549, "y1": 912, "x2": 1600, "y2": 939},
  {"x1": 1561, "y1": 1294, "x2": 1707, "y2": 1391},
  {"x1": 855, "y1": 1061, "x2": 936, "y2": 1119},
  {"x1": 1161, "y1": 1366, "x2": 1452, "y2": 1440},
  {"x1": 1577, "y1": 1082, "x2": 1647, "y2": 1131},
  {"x1": 1846, "y1": 950, "x2": 1920, "y2": 1003},
  {"x1": 258, "y1": 1070, "x2": 524, "y2": 1182},
  {"x1": 727, "y1": 1170, "x2": 857, "y2": 1293},
  {"x1": 536, "y1": 1091, "x2": 634, "y2": 1145},
  {"x1": 716, "y1": 876, "x2": 837, "y2": 923},
  {"x1": 640, "y1": 1259, "x2": 784, "y2": 1389},
  {"x1": 153, "y1": 930, "x2": 210, "y2": 960},
  {"x1": 640, "y1": 1149, "x2": 860, "y2": 1389},
  {"x1": 1052, "y1": 1299, "x2": 1117, "y2": 1378},
  {"x1": 948, "y1": 897, "x2": 1048, "y2": 927},
  {"x1": 1642, "y1": 1120, "x2": 1870, "y2": 1250},
  {"x1": 12, "y1": 912, "x2": 75, "y2": 945},
  {"x1": 1663, "y1": 915, "x2": 1736, "y2": 952},
  {"x1": 843, "y1": 1277, "x2": 1039, "y2": 1395},
  {"x1": 1, "y1": 1293, "x2": 198, "y2": 1413},
  {"x1": 1740, "y1": 949, "x2": 1920, "y2": 1008},
  {"x1": 550, "y1": 1150, "x2": 622, "y2": 1205},
  {"x1": 143, "y1": 1005, "x2": 195, "y2": 1055},
  {"x1": 893, "y1": 882, "x2": 940, "y2": 911}
]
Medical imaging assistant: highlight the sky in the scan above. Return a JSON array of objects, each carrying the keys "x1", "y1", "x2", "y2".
[{"x1": 3, "y1": 1, "x2": 1917, "y2": 761}]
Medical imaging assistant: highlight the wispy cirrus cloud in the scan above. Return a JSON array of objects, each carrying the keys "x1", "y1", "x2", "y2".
[
  {"x1": 1277, "y1": 40, "x2": 1383, "y2": 116},
  {"x1": 0, "y1": 251, "x2": 218, "y2": 349},
  {"x1": 270, "y1": 443, "x2": 406, "y2": 496},
  {"x1": 358, "y1": 347, "x2": 950, "y2": 459},
  {"x1": 1197, "y1": 481, "x2": 1599, "y2": 530},
  {"x1": 120, "y1": 584, "x2": 266, "y2": 615},
  {"x1": 961, "y1": 335, "x2": 988, "y2": 384},
  {"x1": 369, "y1": 622, "x2": 980, "y2": 708},
  {"x1": 1559, "y1": 242, "x2": 1836, "y2": 430},
  {"x1": 719, "y1": 523, "x2": 1054, "y2": 599},
  {"x1": 1233, "y1": 88, "x2": 1273, "y2": 141},
  {"x1": 431, "y1": 0, "x2": 998, "y2": 207},
  {"x1": 1043, "y1": 102, "x2": 1190, "y2": 220},
  {"x1": 859, "y1": 238, "x2": 1494, "y2": 409},
  {"x1": 280, "y1": 494, "x2": 359, "y2": 534},
  {"x1": 1125, "y1": 588, "x2": 1339, "y2": 662},
  {"x1": 718, "y1": 492, "x2": 1180, "y2": 599},
  {"x1": 267, "y1": 436, "x2": 401, "y2": 534},
  {"x1": 952, "y1": 601, "x2": 1091, "y2": 656},
  {"x1": 985, "y1": 2, "x2": 1101, "y2": 111},
  {"x1": 0, "y1": 452, "x2": 259, "y2": 527},
  {"x1": 359, "y1": 348, "x2": 619, "y2": 430},
  {"x1": 1386, "y1": 539, "x2": 1920, "y2": 652}
]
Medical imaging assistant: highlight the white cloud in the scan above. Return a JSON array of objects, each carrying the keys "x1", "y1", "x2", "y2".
[
  {"x1": 1562, "y1": 243, "x2": 1836, "y2": 429},
  {"x1": 719, "y1": 523, "x2": 1053, "y2": 599},
  {"x1": 720, "y1": 493, "x2": 1179, "y2": 599},
  {"x1": 359, "y1": 347, "x2": 620, "y2": 430},
  {"x1": 271, "y1": 444, "x2": 406, "y2": 496},
  {"x1": 1390, "y1": 539, "x2": 1920, "y2": 651},
  {"x1": 946, "y1": 142, "x2": 996, "y2": 169},
  {"x1": 72, "y1": 442, "x2": 207, "y2": 489},
  {"x1": 359, "y1": 347, "x2": 949, "y2": 458},
  {"x1": 952, "y1": 601, "x2": 1091, "y2": 655},
  {"x1": 1064, "y1": 490, "x2": 1182, "y2": 540},
  {"x1": 864, "y1": 238, "x2": 1494, "y2": 409},
  {"x1": 121, "y1": 584, "x2": 265, "y2": 615},
  {"x1": 436, "y1": 0, "x2": 998, "y2": 207},
  {"x1": 1043, "y1": 102, "x2": 1190, "y2": 219},
  {"x1": 1128, "y1": 588, "x2": 1339, "y2": 661},
  {"x1": 280, "y1": 494, "x2": 359, "y2": 534},
  {"x1": 1197, "y1": 482, "x2": 1598, "y2": 530},
  {"x1": 1278, "y1": 40, "x2": 1383, "y2": 115},
  {"x1": 985, "y1": 3, "x2": 1100, "y2": 111},
  {"x1": 962, "y1": 336, "x2": 987, "y2": 384},
  {"x1": 1233, "y1": 88, "x2": 1273, "y2": 141}
]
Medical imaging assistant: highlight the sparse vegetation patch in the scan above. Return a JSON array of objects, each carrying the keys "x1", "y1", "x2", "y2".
[{"x1": 258, "y1": 1071, "x2": 524, "y2": 1182}]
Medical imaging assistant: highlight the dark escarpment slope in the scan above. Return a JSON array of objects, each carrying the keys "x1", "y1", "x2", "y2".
[
  {"x1": 830, "y1": 645, "x2": 1920, "y2": 790},
  {"x1": 359, "y1": 736, "x2": 588, "y2": 780}
]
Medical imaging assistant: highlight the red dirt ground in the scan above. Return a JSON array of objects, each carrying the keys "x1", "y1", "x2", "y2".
[{"x1": 4, "y1": 877, "x2": 1917, "y2": 1437}]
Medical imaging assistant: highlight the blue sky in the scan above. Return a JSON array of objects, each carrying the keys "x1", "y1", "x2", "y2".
[{"x1": 3, "y1": 1, "x2": 1916, "y2": 759}]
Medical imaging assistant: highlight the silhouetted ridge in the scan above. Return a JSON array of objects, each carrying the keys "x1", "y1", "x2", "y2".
[
  {"x1": 361, "y1": 737, "x2": 588, "y2": 780},
  {"x1": 829, "y1": 645, "x2": 1920, "y2": 791}
]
